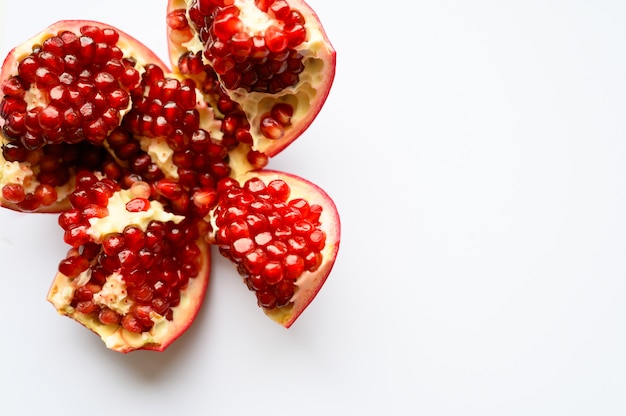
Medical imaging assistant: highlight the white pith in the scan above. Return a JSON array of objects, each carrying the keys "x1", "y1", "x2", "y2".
[
  {"x1": 87, "y1": 187, "x2": 184, "y2": 241},
  {"x1": 140, "y1": 136, "x2": 179, "y2": 179}
]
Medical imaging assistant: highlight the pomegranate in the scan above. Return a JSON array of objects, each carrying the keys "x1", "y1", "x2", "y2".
[
  {"x1": 48, "y1": 177, "x2": 211, "y2": 352},
  {"x1": 166, "y1": 0, "x2": 336, "y2": 158},
  {"x1": 0, "y1": 20, "x2": 167, "y2": 212},
  {"x1": 1, "y1": 0, "x2": 339, "y2": 352},
  {"x1": 164, "y1": 0, "x2": 339, "y2": 327},
  {"x1": 211, "y1": 170, "x2": 339, "y2": 327}
]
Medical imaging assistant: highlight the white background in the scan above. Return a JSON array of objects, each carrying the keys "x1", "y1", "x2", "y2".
[{"x1": 2, "y1": 1, "x2": 626, "y2": 415}]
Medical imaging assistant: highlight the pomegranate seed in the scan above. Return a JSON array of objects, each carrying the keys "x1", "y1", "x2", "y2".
[
  {"x1": 121, "y1": 314, "x2": 144, "y2": 333},
  {"x1": 118, "y1": 249, "x2": 139, "y2": 270},
  {"x1": 256, "y1": 291, "x2": 276, "y2": 309},
  {"x1": 76, "y1": 300, "x2": 100, "y2": 315},
  {"x1": 269, "y1": 0, "x2": 291, "y2": 19},
  {"x1": 123, "y1": 225, "x2": 146, "y2": 251},
  {"x1": 167, "y1": 8, "x2": 190, "y2": 30},
  {"x1": 17, "y1": 193, "x2": 41, "y2": 212},
  {"x1": 81, "y1": 204, "x2": 108, "y2": 220},
  {"x1": 247, "y1": 150, "x2": 269, "y2": 169},
  {"x1": 74, "y1": 284, "x2": 99, "y2": 301},
  {"x1": 58, "y1": 255, "x2": 90, "y2": 278},
  {"x1": 259, "y1": 115, "x2": 284, "y2": 140},
  {"x1": 2, "y1": 77, "x2": 26, "y2": 97},
  {"x1": 283, "y1": 254, "x2": 305, "y2": 280},
  {"x1": 64, "y1": 224, "x2": 90, "y2": 247},
  {"x1": 275, "y1": 281, "x2": 295, "y2": 307},
  {"x1": 58, "y1": 209, "x2": 83, "y2": 230},
  {"x1": 102, "y1": 233, "x2": 125, "y2": 256},
  {"x1": 270, "y1": 103, "x2": 293, "y2": 126},
  {"x1": 262, "y1": 261, "x2": 284, "y2": 285},
  {"x1": 98, "y1": 308, "x2": 121, "y2": 325},
  {"x1": 267, "y1": 179, "x2": 290, "y2": 201},
  {"x1": 264, "y1": 26, "x2": 288, "y2": 53},
  {"x1": 126, "y1": 197, "x2": 151, "y2": 212},
  {"x1": 2, "y1": 183, "x2": 26, "y2": 203},
  {"x1": 213, "y1": 12, "x2": 242, "y2": 41}
]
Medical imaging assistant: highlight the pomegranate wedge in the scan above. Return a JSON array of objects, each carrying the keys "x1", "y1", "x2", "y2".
[
  {"x1": 212, "y1": 170, "x2": 340, "y2": 327},
  {"x1": 0, "y1": 20, "x2": 167, "y2": 212},
  {"x1": 166, "y1": 0, "x2": 336, "y2": 158},
  {"x1": 48, "y1": 178, "x2": 211, "y2": 352}
]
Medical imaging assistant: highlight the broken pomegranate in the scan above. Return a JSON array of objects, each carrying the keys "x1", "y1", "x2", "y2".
[
  {"x1": 48, "y1": 177, "x2": 211, "y2": 352},
  {"x1": 212, "y1": 170, "x2": 339, "y2": 327},
  {"x1": 1, "y1": 0, "x2": 339, "y2": 353},
  {"x1": 0, "y1": 20, "x2": 166, "y2": 212},
  {"x1": 166, "y1": 0, "x2": 336, "y2": 158}
]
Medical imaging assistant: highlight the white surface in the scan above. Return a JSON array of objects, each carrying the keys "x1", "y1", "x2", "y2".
[{"x1": 2, "y1": 1, "x2": 626, "y2": 415}]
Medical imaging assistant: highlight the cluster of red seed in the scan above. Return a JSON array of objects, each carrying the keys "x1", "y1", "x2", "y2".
[
  {"x1": 121, "y1": 64, "x2": 234, "y2": 217},
  {"x1": 186, "y1": 0, "x2": 307, "y2": 93},
  {"x1": 168, "y1": 8, "x2": 298, "y2": 146},
  {"x1": 214, "y1": 176, "x2": 326, "y2": 309},
  {"x1": 1, "y1": 141, "x2": 110, "y2": 211},
  {"x1": 0, "y1": 25, "x2": 141, "y2": 151},
  {"x1": 57, "y1": 174, "x2": 204, "y2": 333}
]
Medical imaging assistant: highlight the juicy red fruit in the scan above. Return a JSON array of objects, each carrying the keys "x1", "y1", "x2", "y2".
[
  {"x1": 57, "y1": 177, "x2": 205, "y2": 334},
  {"x1": 2, "y1": 0, "x2": 339, "y2": 351},
  {"x1": 214, "y1": 176, "x2": 326, "y2": 310},
  {"x1": 186, "y1": 0, "x2": 308, "y2": 93},
  {"x1": 1, "y1": 25, "x2": 140, "y2": 150}
]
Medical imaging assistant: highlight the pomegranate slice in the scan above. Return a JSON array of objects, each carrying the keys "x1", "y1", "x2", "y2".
[
  {"x1": 47, "y1": 177, "x2": 211, "y2": 352},
  {"x1": 211, "y1": 170, "x2": 339, "y2": 327},
  {"x1": 166, "y1": 0, "x2": 336, "y2": 158},
  {"x1": 0, "y1": 20, "x2": 168, "y2": 212}
]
